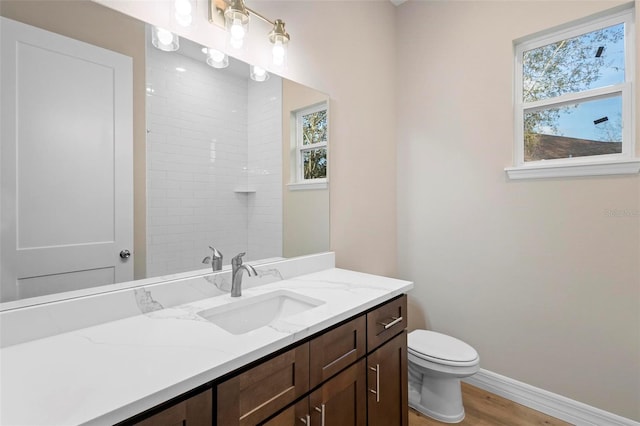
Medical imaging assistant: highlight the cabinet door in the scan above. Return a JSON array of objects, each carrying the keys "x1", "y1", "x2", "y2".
[
  {"x1": 261, "y1": 399, "x2": 309, "y2": 426},
  {"x1": 134, "y1": 389, "x2": 212, "y2": 426},
  {"x1": 367, "y1": 331, "x2": 408, "y2": 426},
  {"x1": 309, "y1": 315, "x2": 366, "y2": 388},
  {"x1": 367, "y1": 295, "x2": 407, "y2": 352},
  {"x1": 217, "y1": 343, "x2": 310, "y2": 426},
  {"x1": 309, "y1": 359, "x2": 367, "y2": 426}
]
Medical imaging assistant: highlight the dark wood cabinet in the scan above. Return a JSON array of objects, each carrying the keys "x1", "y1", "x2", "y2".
[
  {"x1": 219, "y1": 295, "x2": 408, "y2": 426},
  {"x1": 217, "y1": 343, "x2": 310, "y2": 426},
  {"x1": 133, "y1": 389, "x2": 212, "y2": 426},
  {"x1": 309, "y1": 315, "x2": 366, "y2": 388},
  {"x1": 309, "y1": 359, "x2": 367, "y2": 426},
  {"x1": 367, "y1": 331, "x2": 408, "y2": 426},
  {"x1": 261, "y1": 399, "x2": 309, "y2": 426},
  {"x1": 262, "y1": 360, "x2": 367, "y2": 426},
  {"x1": 366, "y1": 295, "x2": 407, "y2": 352}
]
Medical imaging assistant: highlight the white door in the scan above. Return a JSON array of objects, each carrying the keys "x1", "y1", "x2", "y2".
[{"x1": 0, "y1": 17, "x2": 133, "y2": 302}]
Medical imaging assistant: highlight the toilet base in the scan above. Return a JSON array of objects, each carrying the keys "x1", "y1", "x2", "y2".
[
  {"x1": 408, "y1": 371, "x2": 466, "y2": 423},
  {"x1": 409, "y1": 399, "x2": 465, "y2": 424}
]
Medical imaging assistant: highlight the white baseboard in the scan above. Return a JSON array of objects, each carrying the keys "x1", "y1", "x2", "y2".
[{"x1": 463, "y1": 369, "x2": 640, "y2": 426}]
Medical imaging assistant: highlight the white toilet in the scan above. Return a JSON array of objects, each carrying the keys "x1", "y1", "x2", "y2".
[{"x1": 407, "y1": 330, "x2": 480, "y2": 423}]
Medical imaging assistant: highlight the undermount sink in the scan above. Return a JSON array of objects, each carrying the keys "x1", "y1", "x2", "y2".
[{"x1": 197, "y1": 290, "x2": 325, "y2": 335}]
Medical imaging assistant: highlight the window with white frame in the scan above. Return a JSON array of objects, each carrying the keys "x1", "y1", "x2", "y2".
[
  {"x1": 508, "y1": 5, "x2": 638, "y2": 179},
  {"x1": 292, "y1": 102, "x2": 328, "y2": 187}
]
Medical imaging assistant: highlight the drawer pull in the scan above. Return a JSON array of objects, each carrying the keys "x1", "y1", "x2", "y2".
[
  {"x1": 299, "y1": 414, "x2": 311, "y2": 424},
  {"x1": 369, "y1": 364, "x2": 380, "y2": 402},
  {"x1": 314, "y1": 404, "x2": 325, "y2": 426},
  {"x1": 378, "y1": 316, "x2": 403, "y2": 329}
]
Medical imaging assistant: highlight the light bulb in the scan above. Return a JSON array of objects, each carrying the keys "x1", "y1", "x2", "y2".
[
  {"x1": 250, "y1": 65, "x2": 269, "y2": 82},
  {"x1": 272, "y1": 40, "x2": 285, "y2": 66},
  {"x1": 174, "y1": 0, "x2": 192, "y2": 27},
  {"x1": 209, "y1": 49, "x2": 225, "y2": 63},
  {"x1": 151, "y1": 26, "x2": 179, "y2": 51},
  {"x1": 206, "y1": 48, "x2": 229, "y2": 68},
  {"x1": 230, "y1": 18, "x2": 245, "y2": 40},
  {"x1": 174, "y1": 0, "x2": 192, "y2": 16},
  {"x1": 156, "y1": 28, "x2": 174, "y2": 46}
]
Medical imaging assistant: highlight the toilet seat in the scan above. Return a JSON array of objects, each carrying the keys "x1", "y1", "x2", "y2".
[{"x1": 408, "y1": 330, "x2": 479, "y2": 367}]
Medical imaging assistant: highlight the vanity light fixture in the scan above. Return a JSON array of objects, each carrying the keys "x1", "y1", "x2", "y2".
[
  {"x1": 209, "y1": 0, "x2": 290, "y2": 67},
  {"x1": 204, "y1": 47, "x2": 229, "y2": 69},
  {"x1": 151, "y1": 26, "x2": 179, "y2": 51},
  {"x1": 250, "y1": 65, "x2": 269, "y2": 82},
  {"x1": 269, "y1": 19, "x2": 289, "y2": 67},
  {"x1": 174, "y1": 0, "x2": 194, "y2": 27},
  {"x1": 223, "y1": 0, "x2": 249, "y2": 49}
]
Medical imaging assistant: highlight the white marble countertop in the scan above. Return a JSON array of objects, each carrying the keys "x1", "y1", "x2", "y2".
[{"x1": 0, "y1": 267, "x2": 413, "y2": 425}]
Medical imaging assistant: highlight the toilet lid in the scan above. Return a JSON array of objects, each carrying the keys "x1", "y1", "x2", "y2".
[{"x1": 408, "y1": 330, "x2": 478, "y2": 365}]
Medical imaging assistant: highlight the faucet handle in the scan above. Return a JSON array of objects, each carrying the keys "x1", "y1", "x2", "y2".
[
  {"x1": 232, "y1": 252, "x2": 246, "y2": 266},
  {"x1": 205, "y1": 246, "x2": 223, "y2": 271},
  {"x1": 208, "y1": 246, "x2": 223, "y2": 259}
]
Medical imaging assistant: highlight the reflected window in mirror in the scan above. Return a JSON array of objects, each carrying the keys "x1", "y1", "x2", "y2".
[{"x1": 291, "y1": 102, "x2": 328, "y2": 189}]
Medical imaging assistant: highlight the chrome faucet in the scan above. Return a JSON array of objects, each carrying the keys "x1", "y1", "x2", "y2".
[
  {"x1": 231, "y1": 252, "x2": 257, "y2": 297},
  {"x1": 202, "y1": 246, "x2": 223, "y2": 272}
]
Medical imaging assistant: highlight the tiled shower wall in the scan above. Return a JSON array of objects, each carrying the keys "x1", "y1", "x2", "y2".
[
  {"x1": 248, "y1": 77, "x2": 283, "y2": 262},
  {"x1": 146, "y1": 45, "x2": 282, "y2": 278}
]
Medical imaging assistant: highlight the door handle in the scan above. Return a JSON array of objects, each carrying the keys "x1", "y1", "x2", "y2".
[{"x1": 119, "y1": 249, "x2": 131, "y2": 259}]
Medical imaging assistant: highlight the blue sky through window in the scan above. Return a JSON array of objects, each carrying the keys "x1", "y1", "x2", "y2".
[
  {"x1": 524, "y1": 23, "x2": 625, "y2": 142},
  {"x1": 552, "y1": 96, "x2": 622, "y2": 142}
]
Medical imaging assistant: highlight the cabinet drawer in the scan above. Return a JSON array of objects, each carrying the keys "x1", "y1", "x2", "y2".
[
  {"x1": 366, "y1": 295, "x2": 407, "y2": 352},
  {"x1": 309, "y1": 315, "x2": 366, "y2": 388},
  {"x1": 217, "y1": 343, "x2": 310, "y2": 426}
]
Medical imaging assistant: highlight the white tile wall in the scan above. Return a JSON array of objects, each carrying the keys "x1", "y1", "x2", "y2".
[
  {"x1": 146, "y1": 44, "x2": 283, "y2": 277},
  {"x1": 247, "y1": 77, "x2": 283, "y2": 262}
]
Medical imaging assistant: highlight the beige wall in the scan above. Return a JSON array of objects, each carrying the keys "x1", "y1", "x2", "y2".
[
  {"x1": 282, "y1": 80, "x2": 330, "y2": 258},
  {"x1": 0, "y1": 1, "x2": 148, "y2": 279},
  {"x1": 396, "y1": 0, "x2": 640, "y2": 420}
]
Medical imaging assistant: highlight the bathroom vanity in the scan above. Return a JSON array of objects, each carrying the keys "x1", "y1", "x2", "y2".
[
  {"x1": 0, "y1": 253, "x2": 413, "y2": 425},
  {"x1": 125, "y1": 295, "x2": 407, "y2": 425}
]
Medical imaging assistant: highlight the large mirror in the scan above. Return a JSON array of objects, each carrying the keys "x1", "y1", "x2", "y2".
[{"x1": 0, "y1": 0, "x2": 329, "y2": 306}]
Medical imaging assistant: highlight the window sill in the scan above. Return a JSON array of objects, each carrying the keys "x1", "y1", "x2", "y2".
[
  {"x1": 505, "y1": 159, "x2": 640, "y2": 180},
  {"x1": 287, "y1": 180, "x2": 328, "y2": 191}
]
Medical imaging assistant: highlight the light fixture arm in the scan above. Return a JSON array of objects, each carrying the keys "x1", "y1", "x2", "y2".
[
  {"x1": 244, "y1": 6, "x2": 273, "y2": 26},
  {"x1": 245, "y1": 6, "x2": 290, "y2": 44}
]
